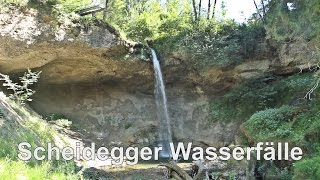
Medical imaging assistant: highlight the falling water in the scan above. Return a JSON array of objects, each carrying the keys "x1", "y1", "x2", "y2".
[{"x1": 150, "y1": 48, "x2": 172, "y2": 158}]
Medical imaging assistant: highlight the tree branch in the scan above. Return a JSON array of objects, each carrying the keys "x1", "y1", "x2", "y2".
[
  {"x1": 193, "y1": 162, "x2": 205, "y2": 180},
  {"x1": 253, "y1": 0, "x2": 264, "y2": 22},
  {"x1": 159, "y1": 162, "x2": 193, "y2": 180}
]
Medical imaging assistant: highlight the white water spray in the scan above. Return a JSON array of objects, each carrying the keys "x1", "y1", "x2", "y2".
[{"x1": 150, "y1": 48, "x2": 172, "y2": 158}]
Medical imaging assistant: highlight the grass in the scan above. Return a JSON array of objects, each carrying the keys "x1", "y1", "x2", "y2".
[
  {"x1": 293, "y1": 152, "x2": 320, "y2": 180},
  {"x1": 0, "y1": 159, "x2": 80, "y2": 180},
  {"x1": 0, "y1": 97, "x2": 81, "y2": 179}
]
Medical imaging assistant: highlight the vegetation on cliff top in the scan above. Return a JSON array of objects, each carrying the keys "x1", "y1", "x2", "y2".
[{"x1": 2, "y1": 0, "x2": 318, "y2": 67}]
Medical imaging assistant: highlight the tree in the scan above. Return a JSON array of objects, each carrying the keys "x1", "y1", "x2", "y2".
[
  {"x1": 207, "y1": 0, "x2": 211, "y2": 19},
  {"x1": 260, "y1": 0, "x2": 266, "y2": 17},
  {"x1": 212, "y1": 0, "x2": 217, "y2": 18},
  {"x1": 253, "y1": 0, "x2": 264, "y2": 21},
  {"x1": 198, "y1": 0, "x2": 202, "y2": 20},
  {"x1": 103, "y1": 0, "x2": 109, "y2": 20},
  {"x1": 192, "y1": 0, "x2": 198, "y2": 20}
]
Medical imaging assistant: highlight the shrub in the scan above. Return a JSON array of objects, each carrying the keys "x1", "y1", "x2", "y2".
[
  {"x1": 56, "y1": 0, "x2": 91, "y2": 12},
  {"x1": 236, "y1": 22, "x2": 267, "y2": 58},
  {"x1": 0, "y1": 69, "x2": 41, "y2": 105},
  {"x1": 262, "y1": 161, "x2": 293, "y2": 180},
  {"x1": 293, "y1": 154, "x2": 320, "y2": 180},
  {"x1": 0, "y1": 0, "x2": 29, "y2": 6},
  {"x1": 0, "y1": 109, "x2": 3, "y2": 118},
  {"x1": 209, "y1": 76, "x2": 280, "y2": 123},
  {"x1": 209, "y1": 100, "x2": 239, "y2": 123},
  {"x1": 126, "y1": 18, "x2": 154, "y2": 41},
  {"x1": 47, "y1": 113, "x2": 67, "y2": 121},
  {"x1": 292, "y1": 104, "x2": 320, "y2": 147},
  {"x1": 225, "y1": 77, "x2": 279, "y2": 109},
  {"x1": 247, "y1": 106, "x2": 294, "y2": 129},
  {"x1": 209, "y1": 73, "x2": 316, "y2": 124},
  {"x1": 53, "y1": 119, "x2": 72, "y2": 128},
  {"x1": 265, "y1": 0, "x2": 320, "y2": 41},
  {"x1": 243, "y1": 106, "x2": 297, "y2": 141}
]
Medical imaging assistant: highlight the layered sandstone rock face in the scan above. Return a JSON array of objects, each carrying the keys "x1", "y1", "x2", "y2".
[{"x1": 0, "y1": 6, "x2": 317, "y2": 148}]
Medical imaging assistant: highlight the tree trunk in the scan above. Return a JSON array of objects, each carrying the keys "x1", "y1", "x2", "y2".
[
  {"x1": 159, "y1": 162, "x2": 193, "y2": 180},
  {"x1": 102, "y1": 0, "x2": 109, "y2": 20},
  {"x1": 198, "y1": 0, "x2": 202, "y2": 19},
  {"x1": 192, "y1": 162, "x2": 205, "y2": 180},
  {"x1": 160, "y1": 161, "x2": 206, "y2": 180},
  {"x1": 207, "y1": 0, "x2": 212, "y2": 19},
  {"x1": 192, "y1": 0, "x2": 198, "y2": 21},
  {"x1": 253, "y1": 0, "x2": 264, "y2": 21},
  {"x1": 260, "y1": 0, "x2": 267, "y2": 22},
  {"x1": 212, "y1": 0, "x2": 217, "y2": 18}
]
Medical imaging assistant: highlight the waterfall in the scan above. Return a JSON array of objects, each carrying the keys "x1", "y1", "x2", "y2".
[{"x1": 150, "y1": 48, "x2": 172, "y2": 158}]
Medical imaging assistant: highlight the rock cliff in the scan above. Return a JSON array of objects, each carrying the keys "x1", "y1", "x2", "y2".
[{"x1": 0, "y1": 6, "x2": 317, "y2": 148}]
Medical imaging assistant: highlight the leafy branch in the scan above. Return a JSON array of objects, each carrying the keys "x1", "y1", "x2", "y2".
[{"x1": 0, "y1": 69, "x2": 41, "y2": 105}]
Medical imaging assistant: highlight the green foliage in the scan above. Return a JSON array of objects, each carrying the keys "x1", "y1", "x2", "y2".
[
  {"x1": 56, "y1": 0, "x2": 90, "y2": 12},
  {"x1": 209, "y1": 99, "x2": 239, "y2": 123},
  {"x1": 107, "y1": 0, "x2": 192, "y2": 42},
  {"x1": 293, "y1": 154, "x2": 320, "y2": 180},
  {"x1": 0, "y1": 109, "x2": 3, "y2": 118},
  {"x1": 0, "y1": 98, "x2": 80, "y2": 179},
  {"x1": 6, "y1": 0, "x2": 268, "y2": 68},
  {"x1": 0, "y1": 69, "x2": 41, "y2": 105},
  {"x1": 259, "y1": 161, "x2": 293, "y2": 180},
  {"x1": 0, "y1": 0, "x2": 29, "y2": 6},
  {"x1": 284, "y1": 73, "x2": 316, "y2": 92},
  {"x1": 0, "y1": 159, "x2": 79, "y2": 179},
  {"x1": 238, "y1": 96, "x2": 320, "y2": 178},
  {"x1": 176, "y1": 20, "x2": 242, "y2": 67},
  {"x1": 53, "y1": 119, "x2": 72, "y2": 128},
  {"x1": 243, "y1": 106, "x2": 297, "y2": 141},
  {"x1": 209, "y1": 76, "x2": 280, "y2": 123},
  {"x1": 126, "y1": 18, "x2": 154, "y2": 41},
  {"x1": 0, "y1": 121, "x2": 79, "y2": 179},
  {"x1": 0, "y1": 0, "x2": 89, "y2": 12},
  {"x1": 100, "y1": 0, "x2": 267, "y2": 68},
  {"x1": 236, "y1": 22, "x2": 267, "y2": 58},
  {"x1": 226, "y1": 77, "x2": 278, "y2": 107},
  {"x1": 265, "y1": 0, "x2": 320, "y2": 41},
  {"x1": 47, "y1": 113, "x2": 67, "y2": 121},
  {"x1": 0, "y1": 0, "x2": 59, "y2": 7},
  {"x1": 242, "y1": 93, "x2": 320, "y2": 147},
  {"x1": 292, "y1": 101, "x2": 320, "y2": 146},
  {"x1": 241, "y1": 78, "x2": 320, "y2": 143},
  {"x1": 209, "y1": 73, "x2": 317, "y2": 123},
  {"x1": 155, "y1": 20, "x2": 266, "y2": 68}
]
